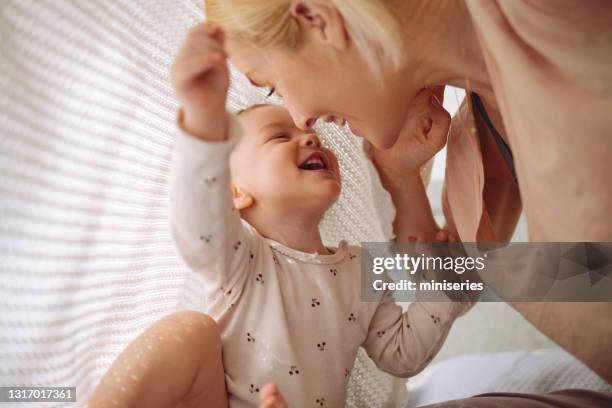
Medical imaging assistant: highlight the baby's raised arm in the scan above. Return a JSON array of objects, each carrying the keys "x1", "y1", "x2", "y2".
[
  {"x1": 363, "y1": 88, "x2": 468, "y2": 376},
  {"x1": 169, "y1": 23, "x2": 253, "y2": 300},
  {"x1": 370, "y1": 87, "x2": 452, "y2": 243}
]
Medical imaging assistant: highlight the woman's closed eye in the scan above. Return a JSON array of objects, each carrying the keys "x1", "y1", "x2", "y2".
[{"x1": 266, "y1": 88, "x2": 276, "y2": 97}]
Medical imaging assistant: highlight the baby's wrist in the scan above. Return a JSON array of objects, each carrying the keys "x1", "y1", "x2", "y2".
[
  {"x1": 178, "y1": 107, "x2": 229, "y2": 142},
  {"x1": 376, "y1": 163, "x2": 421, "y2": 185}
]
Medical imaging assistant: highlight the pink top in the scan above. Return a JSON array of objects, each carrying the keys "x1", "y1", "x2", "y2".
[{"x1": 441, "y1": 0, "x2": 612, "y2": 383}]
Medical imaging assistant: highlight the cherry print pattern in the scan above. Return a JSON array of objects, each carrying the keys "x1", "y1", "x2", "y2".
[
  {"x1": 289, "y1": 365, "x2": 300, "y2": 375},
  {"x1": 348, "y1": 313, "x2": 357, "y2": 322},
  {"x1": 329, "y1": 268, "x2": 338, "y2": 276},
  {"x1": 199, "y1": 234, "x2": 212, "y2": 243},
  {"x1": 431, "y1": 315, "x2": 441, "y2": 324},
  {"x1": 233, "y1": 241, "x2": 242, "y2": 250},
  {"x1": 311, "y1": 298, "x2": 321, "y2": 307},
  {"x1": 315, "y1": 397, "x2": 326, "y2": 406},
  {"x1": 256, "y1": 273, "x2": 264, "y2": 284},
  {"x1": 204, "y1": 177, "x2": 217, "y2": 187},
  {"x1": 376, "y1": 330, "x2": 385, "y2": 338},
  {"x1": 246, "y1": 332, "x2": 255, "y2": 343},
  {"x1": 349, "y1": 253, "x2": 356, "y2": 260},
  {"x1": 317, "y1": 342, "x2": 326, "y2": 351},
  {"x1": 249, "y1": 384, "x2": 260, "y2": 394}
]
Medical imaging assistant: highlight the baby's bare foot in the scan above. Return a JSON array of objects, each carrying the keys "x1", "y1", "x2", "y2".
[{"x1": 259, "y1": 384, "x2": 287, "y2": 408}]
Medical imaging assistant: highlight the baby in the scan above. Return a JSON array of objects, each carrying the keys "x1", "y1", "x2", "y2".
[{"x1": 89, "y1": 23, "x2": 468, "y2": 408}]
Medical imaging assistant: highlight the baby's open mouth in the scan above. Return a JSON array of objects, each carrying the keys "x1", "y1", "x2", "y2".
[{"x1": 298, "y1": 151, "x2": 330, "y2": 171}]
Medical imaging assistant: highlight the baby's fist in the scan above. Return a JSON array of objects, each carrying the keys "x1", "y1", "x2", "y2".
[
  {"x1": 171, "y1": 23, "x2": 229, "y2": 140},
  {"x1": 371, "y1": 87, "x2": 450, "y2": 179}
]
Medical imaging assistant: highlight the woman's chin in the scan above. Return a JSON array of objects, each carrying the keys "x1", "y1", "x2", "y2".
[{"x1": 351, "y1": 122, "x2": 398, "y2": 150}]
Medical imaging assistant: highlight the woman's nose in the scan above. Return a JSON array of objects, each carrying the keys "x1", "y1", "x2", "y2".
[
  {"x1": 294, "y1": 115, "x2": 317, "y2": 131},
  {"x1": 288, "y1": 110, "x2": 317, "y2": 131},
  {"x1": 300, "y1": 133, "x2": 321, "y2": 148}
]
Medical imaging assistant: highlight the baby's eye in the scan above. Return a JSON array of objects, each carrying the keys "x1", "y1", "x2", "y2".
[
  {"x1": 266, "y1": 88, "x2": 276, "y2": 97},
  {"x1": 268, "y1": 132, "x2": 290, "y2": 141}
]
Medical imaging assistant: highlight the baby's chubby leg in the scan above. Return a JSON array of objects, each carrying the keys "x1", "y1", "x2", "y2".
[{"x1": 89, "y1": 311, "x2": 227, "y2": 408}]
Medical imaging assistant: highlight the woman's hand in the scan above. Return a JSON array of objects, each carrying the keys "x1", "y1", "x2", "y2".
[
  {"x1": 170, "y1": 23, "x2": 230, "y2": 141},
  {"x1": 370, "y1": 87, "x2": 450, "y2": 180}
]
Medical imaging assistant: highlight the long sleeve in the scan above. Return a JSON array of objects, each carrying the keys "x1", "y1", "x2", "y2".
[
  {"x1": 362, "y1": 300, "x2": 470, "y2": 378},
  {"x1": 169, "y1": 116, "x2": 255, "y2": 299}
]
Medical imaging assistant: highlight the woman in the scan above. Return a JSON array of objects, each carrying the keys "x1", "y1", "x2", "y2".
[{"x1": 204, "y1": 0, "x2": 612, "y2": 406}]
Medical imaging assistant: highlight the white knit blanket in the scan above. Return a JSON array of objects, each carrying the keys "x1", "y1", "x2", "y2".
[{"x1": 0, "y1": 1, "x2": 404, "y2": 406}]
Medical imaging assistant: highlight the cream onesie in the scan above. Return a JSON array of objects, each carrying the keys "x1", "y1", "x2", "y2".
[{"x1": 169, "y1": 118, "x2": 470, "y2": 408}]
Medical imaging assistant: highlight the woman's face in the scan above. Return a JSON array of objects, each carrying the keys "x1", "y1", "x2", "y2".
[{"x1": 226, "y1": 35, "x2": 424, "y2": 150}]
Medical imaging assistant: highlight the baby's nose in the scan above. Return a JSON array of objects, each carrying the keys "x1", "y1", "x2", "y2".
[{"x1": 301, "y1": 133, "x2": 321, "y2": 148}]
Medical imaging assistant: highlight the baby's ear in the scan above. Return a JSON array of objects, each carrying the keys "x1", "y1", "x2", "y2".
[{"x1": 232, "y1": 185, "x2": 254, "y2": 210}]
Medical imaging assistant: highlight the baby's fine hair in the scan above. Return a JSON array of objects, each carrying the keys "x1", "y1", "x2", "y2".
[{"x1": 236, "y1": 103, "x2": 273, "y2": 116}]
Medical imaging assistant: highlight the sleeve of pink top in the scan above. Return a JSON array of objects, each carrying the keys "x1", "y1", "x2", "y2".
[
  {"x1": 362, "y1": 300, "x2": 471, "y2": 378},
  {"x1": 169, "y1": 114, "x2": 254, "y2": 297}
]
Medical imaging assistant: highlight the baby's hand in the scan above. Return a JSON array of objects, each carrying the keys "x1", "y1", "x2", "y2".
[
  {"x1": 259, "y1": 384, "x2": 288, "y2": 408},
  {"x1": 408, "y1": 230, "x2": 460, "y2": 244},
  {"x1": 371, "y1": 87, "x2": 450, "y2": 179},
  {"x1": 170, "y1": 23, "x2": 230, "y2": 141}
]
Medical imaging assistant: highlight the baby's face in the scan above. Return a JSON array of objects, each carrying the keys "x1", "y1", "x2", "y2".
[{"x1": 231, "y1": 105, "x2": 341, "y2": 215}]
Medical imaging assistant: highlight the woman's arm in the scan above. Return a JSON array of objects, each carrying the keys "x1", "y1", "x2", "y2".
[{"x1": 511, "y1": 302, "x2": 612, "y2": 383}]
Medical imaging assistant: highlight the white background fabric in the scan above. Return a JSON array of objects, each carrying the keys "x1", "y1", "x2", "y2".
[
  {"x1": 0, "y1": 1, "x2": 565, "y2": 407},
  {"x1": 0, "y1": 1, "x2": 402, "y2": 406}
]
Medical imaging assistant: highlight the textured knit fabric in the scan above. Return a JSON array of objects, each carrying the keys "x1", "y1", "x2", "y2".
[{"x1": 169, "y1": 118, "x2": 468, "y2": 407}]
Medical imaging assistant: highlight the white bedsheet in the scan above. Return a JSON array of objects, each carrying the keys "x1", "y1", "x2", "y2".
[{"x1": 405, "y1": 348, "x2": 612, "y2": 407}]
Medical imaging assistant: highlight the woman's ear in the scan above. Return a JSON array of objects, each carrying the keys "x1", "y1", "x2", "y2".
[
  {"x1": 232, "y1": 185, "x2": 254, "y2": 210},
  {"x1": 290, "y1": 0, "x2": 348, "y2": 51}
]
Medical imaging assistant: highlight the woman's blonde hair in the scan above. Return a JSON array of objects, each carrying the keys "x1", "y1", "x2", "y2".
[{"x1": 204, "y1": 0, "x2": 404, "y2": 73}]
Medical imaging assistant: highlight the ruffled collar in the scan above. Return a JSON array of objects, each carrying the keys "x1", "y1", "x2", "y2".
[
  {"x1": 241, "y1": 219, "x2": 349, "y2": 264},
  {"x1": 265, "y1": 238, "x2": 348, "y2": 265}
]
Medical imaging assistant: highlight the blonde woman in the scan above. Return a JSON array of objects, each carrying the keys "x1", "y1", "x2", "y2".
[{"x1": 200, "y1": 0, "x2": 612, "y2": 407}]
